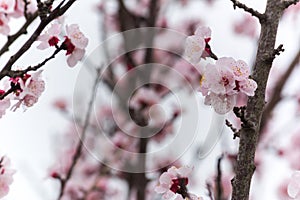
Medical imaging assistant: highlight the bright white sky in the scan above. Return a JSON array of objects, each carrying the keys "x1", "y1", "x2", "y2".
[{"x1": 0, "y1": 0, "x2": 299, "y2": 199}]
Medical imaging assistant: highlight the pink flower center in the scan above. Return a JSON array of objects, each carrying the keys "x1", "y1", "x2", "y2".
[
  {"x1": 234, "y1": 80, "x2": 240, "y2": 91},
  {"x1": 170, "y1": 177, "x2": 188, "y2": 193},
  {"x1": 0, "y1": 19, "x2": 3, "y2": 26},
  {"x1": 0, "y1": 3, "x2": 8, "y2": 10},
  {"x1": 222, "y1": 76, "x2": 230, "y2": 86}
]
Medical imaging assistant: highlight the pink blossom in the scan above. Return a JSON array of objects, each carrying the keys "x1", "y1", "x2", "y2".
[
  {"x1": 204, "y1": 93, "x2": 236, "y2": 114},
  {"x1": 0, "y1": 13, "x2": 10, "y2": 35},
  {"x1": 288, "y1": 171, "x2": 300, "y2": 199},
  {"x1": 0, "y1": 91, "x2": 10, "y2": 118},
  {"x1": 11, "y1": 70, "x2": 45, "y2": 110},
  {"x1": 65, "y1": 24, "x2": 88, "y2": 49},
  {"x1": 37, "y1": 23, "x2": 62, "y2": 50},
  {"x1": 238, "y1": 79, "x2": 257, "y2": 96},
  {"x1": 0, "y1": 156, "x2": 16, "y2": 198},
  {"x1": 155, "y1": 166, "x2": 196, "y2": 199},
  {"x1": 8, "y1": 0, "x2": 36, "y2": 18},
  {"x1": 199, "y1": 57, "x2": 257, "y2": 114},
  {"x1": 185, "y1": 26, "x2": 216, "y2": 64},
  {"x1": 204, "y1": 63, "x2": 236, "y2": 95},
  {"x1": 0, "y1": 0, "x2": 15, "y2": 13},
  {"x1": 63, "y1": 24, "x2": 88, "y2": 67}
]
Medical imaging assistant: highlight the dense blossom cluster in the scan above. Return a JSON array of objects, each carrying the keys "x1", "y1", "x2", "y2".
[
  {"x1": 185, "y1": 26, "x2": 257, "y2": 114},
  {"x1": 37, "y1": 23, "x2": 89, "y2": 67},
  {"x1": 0, "y1": 70, "x2": 45, "y2": 117},
  {"x1": 0, "y1": 156, "x2": 15, "y2": 198}
]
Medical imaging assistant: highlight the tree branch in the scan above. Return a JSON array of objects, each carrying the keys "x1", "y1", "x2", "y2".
[
  {"x1": 229, "y1": 0, "x2": 265, "y2": 20},
  {"x1": 57, "y1": 69, "x2": 101, "y2": 200},
  {"x1": 0, "y1": 0, "x2": 77, "y2": 81},
  {"x1": 283, "y1": 0, "x2": 300, "y2": 8},
  {"x1": 215, "y1": 154, "x2": 224, "y2": 200},
  {"x1": 0, "y1": 11, "x2": 38, "y2": 56},
  {"x1": 231, "y1": 0, "x2": 287, "y2": 199},
  {"x1": 7, "y1": 46, "x2": 63, "y2": 78}
]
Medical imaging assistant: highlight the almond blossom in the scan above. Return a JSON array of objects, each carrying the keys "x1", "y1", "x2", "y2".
[
  {"x1": 0, "y1": 156, "x2": 15, "y2": 199},
  {"x1": 11, "y1": 70, "x2": 45, "y2": 111},
  {"x1": 185, "y1": 26, "x2": 217, "y2": 64},
  {"x1": 0, "y1": 0, "x2": 15, "y2": 13},
  {"x1": 63, "y1": 24, "x2": 89, "y2": 67},
  {"x1": 198, "y1": 57, "x2": 257, "y2": 114},
  {"x1": 37, "y1": 23, "x2": 62, "y2": 50},
  {"x1": 155, "y1": 166, "x2": 202, "y2": 200},
  {"x1": 288, "y1": 171, "x2": 300, "y2": 199}
]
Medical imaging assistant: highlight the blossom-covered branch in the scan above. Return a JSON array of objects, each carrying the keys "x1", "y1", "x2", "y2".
[
  {"x1": 0, "y1": 0, "x2": 78, "y2": 80},
  {"x1": 56, "y1": 69, "x2": 101, "y2": 200}
]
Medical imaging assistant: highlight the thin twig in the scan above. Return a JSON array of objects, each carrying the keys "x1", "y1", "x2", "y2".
[
  {"x1": 0, "y1": 47, "x2": 63, "y2": 100},
  {"x1": 0, "y1": 0, "x2": 76, "y2": 81},
  {"x1": 57, "y1": 69, "x2": 101, "y2": 200},
  {"x1": 8, "y1": 46, "x2": 63, "y2": 78},
  {"x1": 225, "y1": 119, "x2": 240, "y2": 139},
  {"x1": 206, "y1": 182, "x2": 214, "y2": 200},
  {"x1": 0, "y1": 11, "x2": 38, "y2": 56},
  {"x1": 215, "y1": 154, "x2": 224, "y2": 200},
  {"x1": 229, "y1": 0, "x2": 265, "y2": 20}
]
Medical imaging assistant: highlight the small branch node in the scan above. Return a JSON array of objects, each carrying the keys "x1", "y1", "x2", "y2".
[{"x1": 273, "y1": 44, "x2": 285, "y2": 57}]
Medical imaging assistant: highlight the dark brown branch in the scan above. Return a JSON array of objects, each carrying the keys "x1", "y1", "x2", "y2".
[
  {"x1": 215, "y1": 154, "x2": 224, "y2": 200},
  {"x1": 0, "y1": 85, "x2": 19, "y2": 100},
  {"x1": 57, "y1": 69, "x2": 101, "y2": 200},
  {"x1": 206, "y1": 182, "x2": 214, "y2": 200},
  {"x1": 0, "y1": 11, "x2": 38, "y2": 56},
  {"x1": 283, "y1": 0, "x2": 300, "y2": 8},
  {"x1": 0, "y1": 0, "x2": 77, "y2": 81},
  {"x1": 229, "y1": 0, "x2": 265, "y2": 20},
  {"x1": 0, "y1": 47, "x2": 62, "y2": 100},
  {"x1": 7, "y1": 46, "x2": 63, "y2": 78},
  {"x1": 231, "y1": 0, "x2": 287, "y2": 199},
  {"x1": 260, "y1": 47, "x2": 300, "y2": 133}
]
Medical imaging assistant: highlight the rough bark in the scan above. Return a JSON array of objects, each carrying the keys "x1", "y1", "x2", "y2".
[{"x1": 231, "y1": 0, "x2": 288, "y2": 199}]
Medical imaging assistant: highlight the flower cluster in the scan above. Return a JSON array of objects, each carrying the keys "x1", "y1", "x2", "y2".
[
  {"x1": 199, "y1": 57, "x2": 257, "y2": 114},
  {"x1": 10, "y1": 71, "x2": 45, "y2": 111},
  {"x1": 37, "y1": 23, "x2": 89, "y2": 67},
  {"x1": 0, "y1": 156, "x2": 15, "y2": 199},
  {"x1": 155, "y1": 166, "x2": 203, "y2": 200},
  {"x1": 185, "y1": 26, "x2": 257, "y2": 114},
  {"x1": 0, "y1": 70, "x2": 45, "y2": 118},
  {"x1": 0, "y1": 0, "x2": 36, "y2": 35}
]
